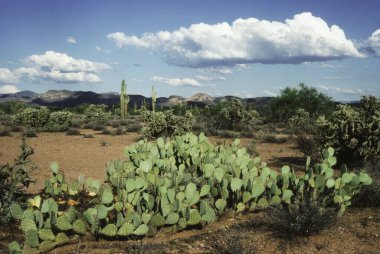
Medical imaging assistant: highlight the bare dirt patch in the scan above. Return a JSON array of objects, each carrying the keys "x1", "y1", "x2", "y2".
[{"x1": 0, "y1": 130, "x2": 141, "y2": 193}]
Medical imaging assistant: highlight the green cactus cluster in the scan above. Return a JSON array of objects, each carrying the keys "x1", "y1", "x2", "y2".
[
  {"x1": 10, "y1": 196, "x2": 81, "y2": 253},
  {"x1": 315, "y1": 96, "x2": 380, "y2": 166},
  {"x1": 141, "y1": 110, "x2": 195, "y2": 139},
  {"x1": 9, "y1": 133, "x2": 372, "y2": 253},
  {"x1": 44, "y1": 162, "x2": 82, "y2": 196}
]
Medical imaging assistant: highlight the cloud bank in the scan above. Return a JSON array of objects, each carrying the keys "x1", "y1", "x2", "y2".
[
  {"x1": 108, "y1": 12, "x2": 362, "y2": 68},
  {"x1": 0, "y1": 51, "x2": 112, "y2": 84},
  {"x1": 152, "y1": 76, "x2": 201, "y2": 87},
  {"x1": 318, "y1": 85, "x2": 374, "y2": 95},
  {"x1": 0, "y1": 68, "x2": 18, "y2": 84},
  {"x1": 0, "y1": 85, "x2": 20, "y2": 94},
  {"x1": 367, "y1": 29, "x2": 380, "y2": 56}
]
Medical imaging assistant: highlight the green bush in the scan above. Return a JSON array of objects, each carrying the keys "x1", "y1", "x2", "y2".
[
  {"x1": 65, "y1": 128, "x2": 81, "y2": 136},
  {"x1": 220, "y1": 98, "x2": 258, "y2": 131},
  {"x1": 0, "y1": 127, "x2": 11, "y2": 136},
  {"x1": 316, "y1": 96, "x2": 380, "y2": 168},
  {"x1": 287, "y1": 108, "x2": 320, "y2": 158},
  {"x1": 84, "y1": 104, "x2": 111, "y2": 125},
  {"x1": 141, "y1": 110, "x2": 194, "y2": 139},
  {"x1": 0, "y1": 137, "x2": 35, "y2": 224},
  {"x1": 197, "y1": 99, "x2": 259, "y2": 132},
  {"x1": 268, "y1": 83, "x2": 335, "y2": 122},
  {"x1": 23, "y1": 128, "x2": 38, "y2": 138},
  {"x1": 12, "y1": 107, "x2": 50, "y2": 128},
  {"x1": 46, "y1": 111, "x2": 73, "y2": 128},
  {"x1": 0, "y1": 101, "x2": 27, "y2": 115}
]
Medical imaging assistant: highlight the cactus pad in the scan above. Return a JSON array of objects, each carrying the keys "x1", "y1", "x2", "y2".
[
  {"x1": 21, "y1": 218, "x2": 37, "y2": 232},
  {"x1": 133, "y1": 224, "x2": 149, "y2": 235},
  {"x1": 150, "y1": 214, "x2": 165, "y2": 227},
  {"x1": 26, "y1": 229, "x2": 39, "y2": 248},
  {"x1": 10, "y1": 203, "x2": 23, "y2": 220},
  {"x1": 187, "y1": 211, "x2": 201, "y2": 225},
  {"x1": 117, "y1": 222, "x2": 135, "y2": 236},
  {"x1": 55, "y1": 215, "x2": 73, "y2": 231},
  {"x1": 38, "y1": 229, "x2": 55, "y2": 241},
  {"x1": 55, "y1": 232, "x2": 69, "y2": 246},
  {"x1": 73, "y1": 220, "x2": 87, "y2": 235},
  {"x1": 100, "y1": 224, "x2": 117, "y2": 237},
  {"x1": 39, "y1": 240, "x2": 57, "y2": 253}
]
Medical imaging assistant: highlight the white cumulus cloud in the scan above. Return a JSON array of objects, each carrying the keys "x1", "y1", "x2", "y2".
[
  {"x1": 0, "y1": 68, "x2": 19, "y2": 84},
  {"x1": 367, "y1": 29, "x2": 380, "y2": 56},
  {"x1": 152, "y1": 76, "x2": 201, "y2": 87},
  {"x1": 108, "y1": 12, "x2": 362, "y2": 67},
  {"x1": 67, "y1": 36, "x2": 77, "y2": 44},
  {"x1": 1, "y1": 51, "x2": 112, "y2": 84},
  {"x1": 196, "y1": 75, "x2": 226, "y2": 81},
  {"x1": 18, "y1": 51, "x2": 112, "y2": 83},
  {"x1": 0, "y1": 84, "x2": 20, "y2": 94}
]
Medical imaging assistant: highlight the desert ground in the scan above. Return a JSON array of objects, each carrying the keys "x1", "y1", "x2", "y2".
[{"x1": 0, "y1": 131, "x2": 379, "y2": 253}]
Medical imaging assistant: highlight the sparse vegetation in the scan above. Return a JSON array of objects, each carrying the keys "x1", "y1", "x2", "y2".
[
  {"x1": 0, "y1": 137, "x2": 35, "y2": 224},
  {"x1": 0, "y1": 83, "x2": 378, "y2": 253}
]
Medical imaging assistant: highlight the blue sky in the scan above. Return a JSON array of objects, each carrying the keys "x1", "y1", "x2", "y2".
[{"x1": 0, "y1": 0, "x2": 379, "y2": 101}]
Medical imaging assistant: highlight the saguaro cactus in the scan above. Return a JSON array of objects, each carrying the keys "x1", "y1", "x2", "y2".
[
  {"x1": 120, "y1": 80, "x2": 130, "y2": 118},
  {"x1": 152, "y1": 86, "x2": 157, "y2": 112}
]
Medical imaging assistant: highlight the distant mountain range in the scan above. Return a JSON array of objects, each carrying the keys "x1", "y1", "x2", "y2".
[{"x1": 0, "y1": 90, "x2": 273, "y2": 109}]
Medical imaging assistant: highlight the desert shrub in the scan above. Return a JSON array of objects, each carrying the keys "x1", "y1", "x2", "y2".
[
  {"x1": 126, "y1": 123, "x2": 141, "y2": 132},
  {"x1": 287, "y1": 108, "x2": 321, "y2": 158},
  {"x1": 316, "y1": 96, "x2": 380, "y2": 168},
  {"x1": 111, "y1": 127, "x2": 126, "y2": 136},
  {"x1": 46, "y1": 111, "x2": 73, "y2": 129},
  {"x1": 0, "y1": 137, "x2": 35, "y2": 224},
  {"x1": 0, "y1": 128, "x2": 11, "y2": 136},
  {"x1": 0, "y1": 101, "x2": 27, "y2": 115},
  {"x1": 84, "y1": 104, "x2": 111, "y2": 125},
  {"x1": 288, "y1": 108, "x2": 314, "y2": 134},
  {"x1": 261, "y1": 135, "x2": 288, "y2": 143},
  {"x1": 101, "y1": 129, "x2": 112, "y2": 135},
  {"x1": 218, "y1": 130, "x2": 239, "y2": 138},
  {"x1": 141, "y1": 109, "x2": 194, "y2": 139},
  {"x1": 99, "y1": 139, "x2": 108, "y2": 146},
  {"x1": 268, "y1": 148, "x2": 371, "y2": 236},
  {"x1": 109, "y1": 120, "x2": 120, "y2": 128},
  {"x1": 268, "y1": 83, "x2": 335, "y2": 122},
  {"x1": 246, "y1": 141, "x2": 259, "y2": 157},
  {"x1": 83, "y1": 134, "x2": 94, "y2": 138},
  {"x1": 10, "y1": 125, "x2": 23, "y2": 132},
  {"x1": 12, "y1": 107, "x2": 50, "y2": 128},
  {"x1": 92, "y1": 124, "x2": 106, "y2": 131},
  {"x1": 197, "y1": 99, "x2": 259, "y2": 133},
  {"x1": 66, "y1": 128, "x2": 81, "y2": 135},
  {"x1": 119, "y1": 119, "x2": 129, "y2": 126},
  {"x1": 220, "y1": 98, "x2": 258, "y2": 131},
  {"x1": 22, "y1": 128, "x2": 38, "y2": 138},
  {"x1": 83, "y1": 122, "x2": 95, "y2": 129},
  {"x1": 268, "y1": 194, "x2": 336, "y2": 237}
]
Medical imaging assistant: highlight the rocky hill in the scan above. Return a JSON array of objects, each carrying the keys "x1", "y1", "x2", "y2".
[{"x1": 0, "y1": 90, "x2": 273, "y2": 109}]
